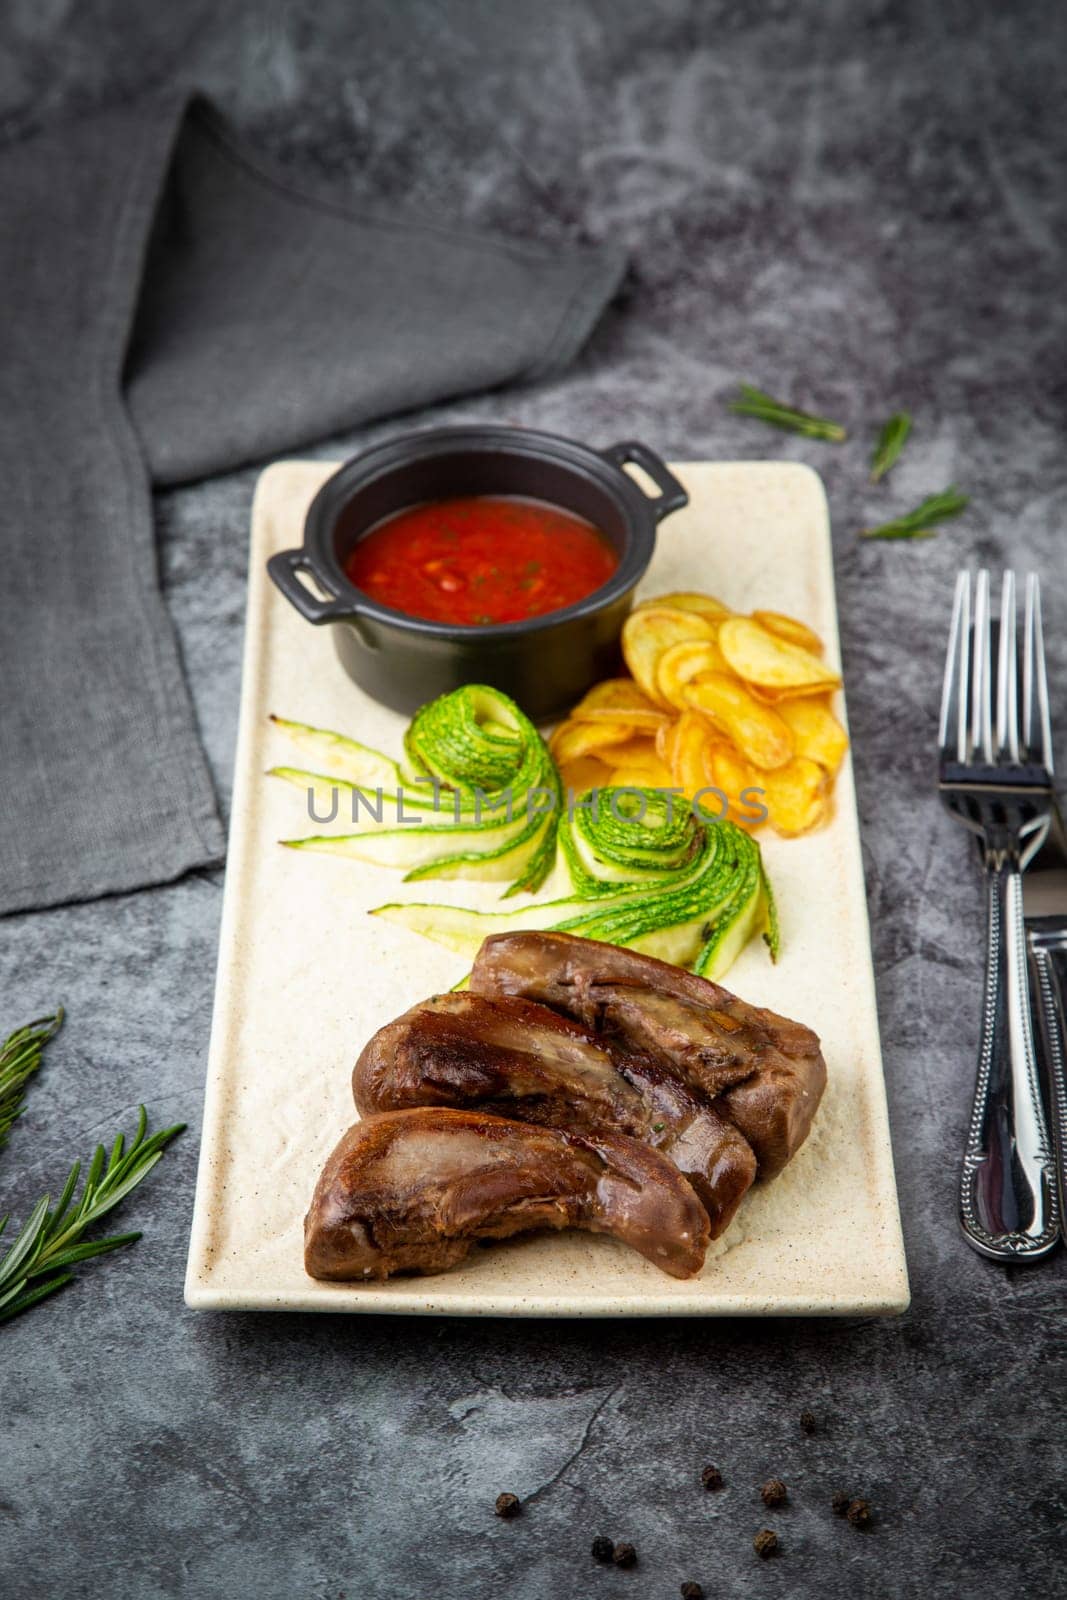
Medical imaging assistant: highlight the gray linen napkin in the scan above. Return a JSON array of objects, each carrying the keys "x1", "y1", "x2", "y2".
[{"x1": 0, "y1": 94, "x2": 625, "y2": 916}]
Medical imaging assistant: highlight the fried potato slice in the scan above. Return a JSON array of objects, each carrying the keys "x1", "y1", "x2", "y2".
[
  {"x1": 718, "y1": 617, "x2": 840, "y2": 694},
  {"x1": 703, "y1": 738, "x2": 767, "y2": 829},
  {"x1": 607, "y1": 759, "x2": 674, "y2": 790},
  {"x1": 762, "y1": 757, "x2": 829, "y2": 836},
  {"x1": 622, "y1": 607, "x2": 716, "y2": 706},
  {"x1": 550, "y1": 720, "x2": 635, "y2": 764},
  {"x1": 656, "y1": 639, "x2": 729, "y2": 710},
  {"x1": 681, "y1": 672, "x2": 794, "y2": 770},
  {"x1": 572, "y1": 678, "x2": 656, "y2": 711},
  {"x1": 670, "y1": 709, "x2": 718, "y2": 804},
  {"x1": 752, "y1": 610, "x2": 824, "y2": 656},
  {"x1": 636, "y1": 591, "x2": 731, "y2": 622},
  {"x1": 568, "y1": 678, "x2": 669, "y2": 730},
  {"x1": 570, "y1": 707, "x2": 669, "y2": 731},
  {"x1": 558, "y1": 755, "x2": 614, "y2": 795},
  {"x1": 776, "y1": 695, "x2": 849, "y2": 776},
  {"x1": 598, "y1": 735, "x2": 662, "y2": 770},
  {"x1": 655, "y1": 718, "x2": 680, "y2": 769}
]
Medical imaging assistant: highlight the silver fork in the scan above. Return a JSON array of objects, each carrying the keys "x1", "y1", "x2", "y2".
[{"x1": 938, "y1": 569, "x2": 1060, "y2": 1260}]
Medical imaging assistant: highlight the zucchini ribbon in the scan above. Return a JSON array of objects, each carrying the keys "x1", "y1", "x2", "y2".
[
  {"x1": 270, "y1": 688, "x2": 776, "y2": 978},
  {"x1": 270, "y1": 685, "x2": 560, "y2": 896},
  {"x1": 375, "y1": 785, "x2": 777, "y2": 981}
]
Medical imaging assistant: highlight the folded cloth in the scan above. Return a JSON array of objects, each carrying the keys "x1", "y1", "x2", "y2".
[{"x1": 0, "y1": 94, "x2": 625, "y2": 915}]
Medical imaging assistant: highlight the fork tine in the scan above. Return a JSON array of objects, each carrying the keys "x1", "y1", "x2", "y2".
[
  {"x1": 1024, "y1": 573, "x2": 1055, "y2": 773},
  {"x1": 972, "y1": 569, "x2": 993, "y2": 763},
  {"x1": 1023, "y1": 572, "x2": 1035, "y2": 756},
  {"x1": 939, "y1": 571, "x2": 970, "y2": 760},
  {"x1": 996, "y1": 570, "x2": 1019, "y2": 762}
]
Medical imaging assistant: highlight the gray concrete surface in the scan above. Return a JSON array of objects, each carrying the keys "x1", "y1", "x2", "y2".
[{"x1": 2, "y1": 3, "x2": 1065, "y2": 1595}]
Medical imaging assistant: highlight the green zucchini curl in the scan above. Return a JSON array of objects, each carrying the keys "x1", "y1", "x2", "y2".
[{"x1": 269, "y1": 685, "x2": 560, "y2": 896}]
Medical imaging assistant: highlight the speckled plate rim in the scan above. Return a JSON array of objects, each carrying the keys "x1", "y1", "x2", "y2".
[{"x1": 184, "y1": 458, "x2": 909, "y2": 1318}]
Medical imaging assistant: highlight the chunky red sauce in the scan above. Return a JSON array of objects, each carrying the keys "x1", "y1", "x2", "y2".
[{"x1": 344, "y1": 496, "x2": 618, "y2": 626}]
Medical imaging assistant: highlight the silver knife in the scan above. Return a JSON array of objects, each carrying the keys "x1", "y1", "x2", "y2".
[{"x1": 1024, "y1": 798, "x2": 1067, "y2": 1241}]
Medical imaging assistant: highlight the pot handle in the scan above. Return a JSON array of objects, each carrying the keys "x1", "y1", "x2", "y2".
[
  {"x1": 267, "y1": 549, "x2": 355, "y2": 625},
  {"x1": 601, "y1": 441, "x2": 689, "y2": 521}
]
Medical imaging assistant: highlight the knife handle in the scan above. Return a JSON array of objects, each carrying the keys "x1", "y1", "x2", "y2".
[
  {"x1": 959, "y1": 865, "x2": 1060, "y2": 1260},
  {"x1": 1028, "y1": 927, "x2": 1067, "y2": 1245}
]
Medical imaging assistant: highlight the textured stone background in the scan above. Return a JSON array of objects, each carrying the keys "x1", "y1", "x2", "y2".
[{"x1": 2, "y1": 3, "x2": 1065, "y2": 1595}]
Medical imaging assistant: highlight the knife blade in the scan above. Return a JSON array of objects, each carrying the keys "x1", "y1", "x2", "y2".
[{"x1": 1023, "y1": 798, "x2": 1067, "y2": 1242}]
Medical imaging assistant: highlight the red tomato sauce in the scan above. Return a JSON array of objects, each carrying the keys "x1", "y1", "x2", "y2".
[{"x1": 344, "y1": 496, "x2": 619, "y2": 626}]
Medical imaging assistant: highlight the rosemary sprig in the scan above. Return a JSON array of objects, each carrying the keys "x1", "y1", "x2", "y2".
[
  {"x1": 869, "y1": 412, "x2": 912, "y2": 483},
  {"x1": 859, "y1": 486, "x2": 969, "y2": 540},
  {"x1": 729, "y1": 384, "x2": 847, "y2": 442},
  {"x1": 0, "y1": 1106, "x2": 184, "y2": 1324},
  {"x1": 0, "y1": 1009, "x2": 63, "y2": 1149}
]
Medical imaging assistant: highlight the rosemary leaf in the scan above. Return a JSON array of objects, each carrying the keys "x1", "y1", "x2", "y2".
[
  {"x1": 0, "y1": 1195, "x2": 50, "y2": 1284},
  {"x1": 869, "y1": 412, "x2": 912, "y2": 482},
  {"x1": 0, "y1": 1272, "x2": 74, "y2": 1320},
  {"x1": 730, "y1": 384, "x2": 847, "y2": 442},
  {"x1": 859, "y1": 486, "x2": 969, "y2": 541},
  {"x1": 0, "y1": 1107, "x2": 184, "y2": 1325},
  {"x1": 0, "y1": 1009, "x2": 63, "y2": 1149}
]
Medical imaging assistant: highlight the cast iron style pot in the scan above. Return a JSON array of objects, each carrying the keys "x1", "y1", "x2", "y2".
[{"x1": 268, "y1": 425, "x2": 688, "y2": 722}]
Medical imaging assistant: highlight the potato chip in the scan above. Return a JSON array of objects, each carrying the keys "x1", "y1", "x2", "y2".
[
  {"x1": 656, "y1": 639, "x2": 729, "y2": 710},
  {"x1": 550, "y1": 720, "x2": 634, "y2": 764},
  {"x1": 607, "y1": 759, "x2": 674, "y2": 790},
  {"x1": 681, "y1": 672, "x2": 794, "y2": 770},
  {"x1": 570, "y1": 677, "x2": 658, "y2": 712},
  {"x1": 703, "y1": 739, "x2": 767, "y2": 829},
  {"x1": 637, "y1": 591, "x2": 731, "y2": 622},
  {"x1": 752, "y1": 610, "x2": 824, "y2": 656},
  {"x1": 621, "y1": 607, "x2": 716, "y2": 706},
  {"x1": 670, "y1": 709, "x2": 718, "y2": 804},
  {"x1": 656, "y1": 718, "x2": 679, "y2": 769},
  {"x1": 599, "y1": 735, "x2": 662, "y2": 770},
  {"x1": 753, "y1": 680, "x2": 840, "y2": 705},
  {"x1": 718, "y1": 617, "x2": 840, "y2": 693},
  {"x1": 568, "y1": 678, "x2": 669, "y2": 730},
  {"x1": 553, "y1": 586, "x2": 842, "y2": 844},
  {"x1": 558, "y1": 756, "x2": 614, "y2": 795},
  {"x1": 762, "y1": 757, "x2": 829, "y2": 835},
  {"x1": 570, "y1": 707, "x2": 669, "y2": 731},
  {"x1": 777, "y1": 695, "x2": 849, "y2": 776}
]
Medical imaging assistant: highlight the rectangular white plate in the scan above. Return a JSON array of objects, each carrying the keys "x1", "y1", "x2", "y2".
[{"x1": 185, "y1": 459, "x2": 909, "y2": 1316}]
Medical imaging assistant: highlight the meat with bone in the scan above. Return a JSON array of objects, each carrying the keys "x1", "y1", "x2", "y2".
[
  {"x1": 353, "y1": 991, "x2": 756, "y2": 1237},
  {"x1": 469, "y1": 931, "x2": 826, "y2": 1178},
  {"x1": 304, "y1": 1106, "x2": 710, "y2": 1281}
]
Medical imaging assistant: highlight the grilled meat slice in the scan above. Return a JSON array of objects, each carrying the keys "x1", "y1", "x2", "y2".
[
  {"x1": 304, "y1": 1107, "x2": 710, "y2": 1281},
  {"x1": 469, "y1": 931, "x2": 826, "y2": 1178},
  {"x1": 354, "y1": 992, "x2": 756, "y2": 1237}
]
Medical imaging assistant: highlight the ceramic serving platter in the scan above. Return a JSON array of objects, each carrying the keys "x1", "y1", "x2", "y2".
[{"x1": 184, "y1": 458, "x2": 909, "y2": 1317}]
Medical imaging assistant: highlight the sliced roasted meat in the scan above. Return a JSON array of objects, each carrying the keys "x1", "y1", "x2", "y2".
[
  {"x1": 353, "y1": 991, "x2": 756, "y2": 1237},
  {"x1": 304, "y1": 1107, "x2": 710, "y2": 1281},
  {"x1": 469, "y1": 931, "x2": 826, "y2": 1178}
]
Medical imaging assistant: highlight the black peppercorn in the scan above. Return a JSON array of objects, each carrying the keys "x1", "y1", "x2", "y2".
[
  {"x1": 753, "y1": 1529, "x2": 778, "y2": 1558},
  {"x1": 494, "y1": 1492, "x2": 521, "y2": 1519},
  {"x1": 701, "y1": 1464, "x2": 724, "y2": 1491},
  {"x1": 847, "y1": 1498, "x2": 872, "y2": 1528},
  {"x1": 680, "y1": 1583, "x2": 704, "y2": 1599},
  {"x1": 613, "y1": 1542, "x2": 638, "y2": 1569},
  {"x1": 591, "y1": 1537, "x2": 615, "y2": 1564},
  {"x1": 761, "y1": 1477, "x2": 787, "y2": 1509},
  {"x1": 831, "y1": 1490, "x2": 850, "y2": 1517},
  {"x1": 799, "y1": 1409, "x2": 817, "y2": 1434}
]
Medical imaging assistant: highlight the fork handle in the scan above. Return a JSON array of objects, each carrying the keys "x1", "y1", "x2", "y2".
[
  {"x1": 1028, "y1": 928, "x2": 1067, "y2": 1244},
  {"x1": 959, "y1": 864, "x2": 1060, "y2": 1259}
]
